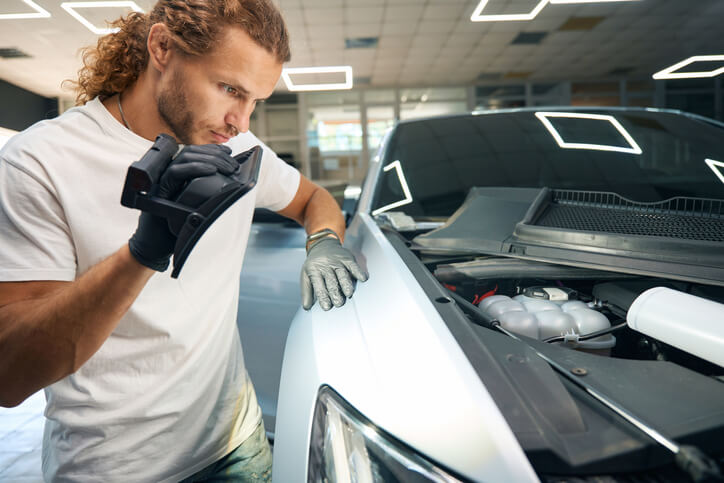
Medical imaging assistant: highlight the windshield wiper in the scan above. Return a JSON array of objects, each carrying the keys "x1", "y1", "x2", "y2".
[{"x1": 447, "y1": 289, "x2": 723, "y2": 483}]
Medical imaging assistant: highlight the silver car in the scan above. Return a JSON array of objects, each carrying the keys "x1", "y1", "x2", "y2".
[{"x1": 238, "y1": 107, "x2": 724, "y2": 482}]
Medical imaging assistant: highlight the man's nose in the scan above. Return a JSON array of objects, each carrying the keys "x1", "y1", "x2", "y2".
[{"x1": 226, "y1": 101, "x2": 255, "y2": 135}]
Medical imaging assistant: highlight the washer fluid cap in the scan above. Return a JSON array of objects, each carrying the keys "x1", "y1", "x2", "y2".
[{"x1": 522, "y1": 286, "x2": 577, "y2": 302}]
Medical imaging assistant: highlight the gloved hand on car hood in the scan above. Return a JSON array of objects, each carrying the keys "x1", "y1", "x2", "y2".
[
  {"x1": 301, "y1": 238, "x2": 368, "y2": 311},
  {"x1": 128, "y1": 143, "x2": 238, "y2": 271}
]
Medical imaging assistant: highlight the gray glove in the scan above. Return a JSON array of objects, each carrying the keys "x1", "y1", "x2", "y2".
[
  {"x1": 128, "y1": 144, "x2": 238, "y2": 271},
  {"x1": 301, "y1": 238, "x2": 368, "y2": 311}
]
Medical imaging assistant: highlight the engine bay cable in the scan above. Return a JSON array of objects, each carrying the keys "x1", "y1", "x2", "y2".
[{"x1": 542, "y1": 321, "x2": 628, "y2": 344}]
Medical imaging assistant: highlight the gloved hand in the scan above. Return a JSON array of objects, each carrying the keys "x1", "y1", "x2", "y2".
[
  {"x1": 301, "y1": 238, "x2": 368, "y2": 311},
  {"x1": 128, "y1": 144, "x2": 239, "y2": 271}
]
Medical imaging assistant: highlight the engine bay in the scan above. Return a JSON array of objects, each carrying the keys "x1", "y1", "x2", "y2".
[
  {"x1": 432, "y1": 255, "x2": 724, "y2": 377},
  {"x1": 380, "y1": 224, "x2": 724, "y2": 479}
]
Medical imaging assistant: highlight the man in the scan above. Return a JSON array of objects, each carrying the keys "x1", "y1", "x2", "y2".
[{"x1": 0, "y1": 0, "x2": 366, "y2": 481}]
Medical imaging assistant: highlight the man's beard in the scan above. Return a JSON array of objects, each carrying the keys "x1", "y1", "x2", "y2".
[{"x1": 157, "y1": 69, "x2": 195, "y2": 144}]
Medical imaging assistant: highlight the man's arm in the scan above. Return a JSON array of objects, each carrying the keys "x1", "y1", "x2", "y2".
[
  {"x1": 277, "y1": 175, "x2": 367, "y2": 311},
  {"x1": 0, "y1": 245, "x2": 154, "y2": 408},
  {"x1": 276, "y1": 175, "x2": 346, "y2": 242},
  {"x1": 0, "y1": 142, "x2": 242, "y2": 407}
]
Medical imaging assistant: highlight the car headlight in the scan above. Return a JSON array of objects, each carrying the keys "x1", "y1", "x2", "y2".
[{"x1": 308, "y1": 386, "x2": 463, "y2": 482}]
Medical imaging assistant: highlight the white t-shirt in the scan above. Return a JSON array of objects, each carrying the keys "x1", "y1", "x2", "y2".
[{"x1": 0, "y1": 98, "x2": 300, "y2": 482}]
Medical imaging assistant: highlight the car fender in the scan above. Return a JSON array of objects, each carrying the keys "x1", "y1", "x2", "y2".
[{"x1": 272, "y1": 213, "x2": 538, "y2": 482}]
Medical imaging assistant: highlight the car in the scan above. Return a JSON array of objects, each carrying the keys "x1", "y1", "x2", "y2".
[{"x1": 237, "y1": 107, "x2": 724, "y2": 482}]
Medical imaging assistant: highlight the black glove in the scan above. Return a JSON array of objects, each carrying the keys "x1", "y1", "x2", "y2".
[
  {"x1": 301, "y1": 238, "x2": 368, "y2": 311},
  {"x1": 128, "y1": 144, "x2": 239, "y2": 271}
]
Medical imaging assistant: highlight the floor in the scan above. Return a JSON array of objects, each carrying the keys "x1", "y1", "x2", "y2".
[{"x1": 0, "y1": 391, "x2": 44, "y2": 482}]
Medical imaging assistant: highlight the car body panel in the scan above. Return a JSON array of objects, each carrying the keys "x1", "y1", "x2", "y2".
[{"x1": 272, "y1": 213, "x2": 539, "y2": 482}]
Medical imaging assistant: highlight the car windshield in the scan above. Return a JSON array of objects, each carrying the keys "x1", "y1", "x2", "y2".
[{"x1": 371, "y1": 108, "x2": 724, "y2": 218}]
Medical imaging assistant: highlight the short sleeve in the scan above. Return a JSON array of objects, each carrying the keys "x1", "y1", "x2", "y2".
[
  {"x1": 226, "y1": 132, "x2": 300, "y2": 212},
  {"x1": 0, "y1": 157, "x2": 77, "y2": 281}
]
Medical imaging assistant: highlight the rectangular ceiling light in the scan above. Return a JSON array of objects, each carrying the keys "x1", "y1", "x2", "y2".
[
  {"x1": 471, "y1": 0, "x2": 548, "y2": 22},
  {"x1": 535, "y1": 111, "x2": 642, "y2": 154},
  {"x1": 0, "y1": 0, "x2": 51, "y2": 20},
  {"x1": 470, "y1": 0, "x2": 638, "y2": 22},
  {"x1": 653, "y1": 55, "x2": 724, "y2": 80},
  {"x1": 61, "y1": 1, "x2": 144, "y2": 35},
  {"x1": 705, "y1": 159, "x2": 724, "y2": 185},
  {"x1": 371, "y1": 161, "x2": 413, "y2": 216},
  {"x1": 282, "y1": 66, "x2": 353, "y2": 92}
]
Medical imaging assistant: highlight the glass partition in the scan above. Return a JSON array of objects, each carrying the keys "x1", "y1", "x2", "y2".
[
  {"x1": 400, "y1": 87, "x2": 467, "y2": 120},
  {"x1": 367, "y1": 105, "x2": 395, "y2": 154},
  {"x1": 307, "y1": 103, "x2": 363, "y2": 183}
]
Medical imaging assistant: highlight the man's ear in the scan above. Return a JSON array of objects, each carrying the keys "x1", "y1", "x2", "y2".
[{"x1": 147, "y1": 23, "x2": 175, "y2": 72}]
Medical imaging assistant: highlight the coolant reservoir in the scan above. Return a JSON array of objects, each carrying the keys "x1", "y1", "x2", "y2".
[
  {"x1": 479, "y1": 292, "x2": 615, "y2": 350},
  {"x1": 627, "y1": 287, "x2": 724, "y2": 367}
]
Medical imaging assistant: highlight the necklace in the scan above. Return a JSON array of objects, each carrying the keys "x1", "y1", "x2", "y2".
[{"x1": 117, "y1": 92, "x2": 131, "y2": 131}]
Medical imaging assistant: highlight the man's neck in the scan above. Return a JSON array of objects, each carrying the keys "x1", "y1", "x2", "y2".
[{"x1": 103, "y1": 71, "x2": 174, "y2": 142}]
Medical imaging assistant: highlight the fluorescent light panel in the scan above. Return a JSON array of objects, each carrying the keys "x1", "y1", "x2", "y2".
[
  {"x1": 535, "y1": 111, "x2": 643, "y2": 155},
  {"x1": 282, "y1": 66, "x2": 353, "y2": 92},
  {"x1": 371, "y1": 161, "x2": 413, "y2": 216},
  {"x1": 61, "y1": 1, "x2": 144, "y2": 35},
  {"x1": 653, "y1": 55, "x2": 724, "y2": 80},
  {"x1": 470, "y1": 0, "x2": 639, "y2": 22},
  {"x1": 471, "y1": 0, "x2": 549, "y2": 22},
  {"x1": 0, "y1": 0, "x2": 51, "y2": 20},
  {"x1": 705, "y1": 159, "x2": 724, "y2": 185}
]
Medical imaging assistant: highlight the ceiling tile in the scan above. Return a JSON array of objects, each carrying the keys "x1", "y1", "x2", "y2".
[
  {"x1": 382, "y1": 22, "x2": 418, "y2": 35},
  {"x1": 345, "y1": 23, "x2": 382, "y2": 38},
  {"x1": 345, "y1": 7, "x2": 384, "y2": 23},
  {"x1": 478, "y1": 32, "x2": 519, "y2": 47},
  {"x1": 303, "y1": 0, "x2": 343, "y2": 6},
  {"x1": 385, "y1": 5, "x2": 425, "y2": 22},
  {"x1": 281, "y1": 9, "x2": 304, "y2": 24},
  {"x1": 422, "y1": 4, "x2": 466, "y2": 21},
  {"x1": 303, "y1": 7, "x2": 343, "y2": 24},
  {"x1": 416, "y1": 20, "x2": 455, "y2": 35},
  {"x1": 410, "y1": 34, "x2": 446, "y2": 47}
]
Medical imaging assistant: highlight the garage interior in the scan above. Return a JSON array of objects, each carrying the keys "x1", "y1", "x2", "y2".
[{"x1": 0, "y1": 0, "x2": 723, "y2": 480}]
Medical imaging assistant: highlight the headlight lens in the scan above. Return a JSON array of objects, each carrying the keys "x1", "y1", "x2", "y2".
[{"x1": 308, "y1": 386, "x2": 462, "y2": 483}]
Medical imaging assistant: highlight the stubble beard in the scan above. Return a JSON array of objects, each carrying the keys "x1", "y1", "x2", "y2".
[{"x1": 157, "y1": 69, "x2": 196, "y2": 145}]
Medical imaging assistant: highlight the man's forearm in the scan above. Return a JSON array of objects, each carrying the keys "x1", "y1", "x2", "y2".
[
  {"x1": 0, "y1": 245, "x2": 154, "y2": 407},
  {"x1": 300, "y1": 188, "x2": 346, "y2": 241}
]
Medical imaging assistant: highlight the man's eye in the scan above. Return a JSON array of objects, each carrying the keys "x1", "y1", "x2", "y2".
[{"x1": 222, "y1": 84, "x2": 238, "y2": 96}]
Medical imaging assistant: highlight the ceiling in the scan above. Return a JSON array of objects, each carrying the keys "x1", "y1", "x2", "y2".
[{"x1": 0, "y1": 0, "x2": 723, "y2": 100}]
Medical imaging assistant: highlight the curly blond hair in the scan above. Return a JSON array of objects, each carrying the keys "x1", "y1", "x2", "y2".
[{"x1": 68, "y1": 0, "x2": 290, "y2": 105}]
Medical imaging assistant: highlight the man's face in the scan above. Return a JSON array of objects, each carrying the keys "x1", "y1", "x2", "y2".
[{"x1": 156, "y1": 26, "x2": 283, "y2": 145}]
